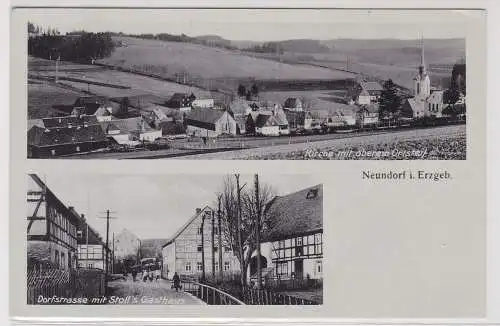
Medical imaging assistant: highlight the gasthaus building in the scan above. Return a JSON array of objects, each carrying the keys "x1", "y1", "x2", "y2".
[
  {"x1": 161, "y1": 206, "x2": 240, "y2": 280},
  {"x1": 247, "y1": 184, "x2": 323, "y2": 282}
]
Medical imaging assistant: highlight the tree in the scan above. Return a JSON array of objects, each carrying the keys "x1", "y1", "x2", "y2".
[
  {"x1": 379, "y1": 79, "x2": 401, "y2": 116},
  {"x1": 237, "y1": 84, "x2": 247, "y2": 98},
  {"x1": 250, "y1": 84, "x2": 259, "y2": 98},
  {"x1": 218, "y1": 175, "x2": 275, "y2": 289}
]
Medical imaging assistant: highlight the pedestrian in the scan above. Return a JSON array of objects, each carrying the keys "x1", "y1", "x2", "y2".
[
  {"x1": 143, "y1": 268, "x2": 148, "y2": 282},
  {"x1": 149, "y1": 267, "x2": 154, "y2": 282},
  {"x1": 132, "y1": 268, "x2": 137, "y2": 282},
  {"x1": 173, "y1": 272, "x2": 181, "y2": 292},
  {"x1": 155, "y1": 268, "x2": 161, "y2": 281}
]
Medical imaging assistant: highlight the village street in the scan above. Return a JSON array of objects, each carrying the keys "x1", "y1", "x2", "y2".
[{"x1": 106, "y1": 277, "x2": 205, "y2": 305}]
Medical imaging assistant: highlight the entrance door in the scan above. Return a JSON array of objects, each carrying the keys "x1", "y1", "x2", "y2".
[{"x1": 294, "y1": 259, "x2": 304, "y2": 279}]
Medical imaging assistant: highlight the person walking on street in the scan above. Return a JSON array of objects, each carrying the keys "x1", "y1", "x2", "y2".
[
  {"x1": 173, "y1": 272, "x2": 181, "y2": 292},
  {"x1": 155, "y1": 268, "x2": 161, "y2": 281},
  {"x1": 132, "y1": 268, "x2": 137, "y2": 282},
  {"x1": 143, "y1": 268, "x2": 148, "y2": 282}
]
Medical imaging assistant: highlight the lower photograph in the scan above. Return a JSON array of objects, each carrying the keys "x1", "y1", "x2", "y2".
[{"x1": 26, "y1": 173, "x2": 323, "y2": 305}]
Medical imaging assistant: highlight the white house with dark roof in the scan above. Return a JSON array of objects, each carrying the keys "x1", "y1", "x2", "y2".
[
  {"x1": 185, "y1": 108, "x2": 237, "y2": 138},
  {"x1": 247, "y1": 184, "x2": 323, "y2": 283},
  {"x1": 161, "y1": 207, "x2": 240, "y2": 280}
]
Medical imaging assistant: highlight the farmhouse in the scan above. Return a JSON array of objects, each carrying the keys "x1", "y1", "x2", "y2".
[
  {"x1": 185, "y1": 108, "x2": 237, "y2": 138},
  {"x1": 356, "y1": 105, "x2": 379, "y2": 128},
  {"x1": 229, "y1": 98, "x2": 254, "y2": 117},
  {"x1": 27, "y1": 174, "x2": 80, "y2": 270},
  {"x1": 77, "y1": 214, "x2": 111, "y2": 271},
  {"x1": 161, "y1": 207, "x2": 240, "y2": 279},
  {"x1": 247, "y1": 184, "x2": 323, "y2": 282},
  {"x1": 426, "y1": 90, "x2": 445, "y2": 117},
  {"x1": 73, "y1": 96, "x2": 111, "y2": 115},
  {"x1": 284, "y1": 98, "x2": 303, "y2": 112},
  {"x1": 351, "y1": 81, "x2": 383, "y2": 105},
  {"x1": 27, "y1": 115, "x2": 108, "y2": 158},
  {"x1": 166, "y1": 93, "x2": 196, "y2": 112},
  {"x1": 284, "y1": 110, "x2": 312, "y2": 133},
  {"x1": 100, "y1": 117, "x2": 162, "y2": 144}
]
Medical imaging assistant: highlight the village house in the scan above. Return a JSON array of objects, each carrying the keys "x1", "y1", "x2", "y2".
[
  {"x1": 27, "y1": 174, "x2": 79, "y2": 270},
  {"x1": 100, "y1": 116, "x2": 162, "y2": 145},
  {"x1": 247, "y1": 108, "x2": 289, "y2": 136},
  {"x1": 350, "y1": 81, "x2": 384, "y2": 106},
  {"x1": 185, "y1": 108, "x2": 237, "y2": 138},
  {"x1": 356, "y1": 105, "x2": 380, "y2": 128},
  {"x1": 247, "y1": 184, "x2": 323, "y2": 283},
  {"x1": 77, "y1": 214, "x2": 111, "y2": 271},
  {"x1": 166, "y1": 93, "x2": 196, "y2": 112},
  {"x1": 73, "y1": 96, "x2": 111, "y2": 115},
  {"x1": 27, "y1": 115, "x2": 109, "y2": 158},
  {"x1": 284, "y1": 110, "x2": 313, "y2": 134},
  {"x1": 283, "y1": 98, "x2": 303, "y2": 112},
  {"x1": 325, "y1": 111, "x2": 357, "y2": 130},
  {"x1": 161, "y1": 207, "x2": 240, "y2": 280}
]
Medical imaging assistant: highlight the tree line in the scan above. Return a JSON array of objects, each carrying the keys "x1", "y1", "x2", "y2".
[
  {"x1": 126, "y1": 33, "x2": 238, "y2": 50},
  {"x1": 242, "y1": 42, "x2": 284, "y2": 55},
  {"x1": 28, "y1": 22, "x2": 116, "y2": 63}
]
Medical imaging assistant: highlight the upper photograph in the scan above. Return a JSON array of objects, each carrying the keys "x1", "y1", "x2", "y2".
[{"x1": 25, "y1": 9, "x2": 468, "y2": 160}]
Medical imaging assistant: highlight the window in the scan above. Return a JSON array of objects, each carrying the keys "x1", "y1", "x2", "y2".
[
  {"x1": 214, "y1": 227, "x2": 218, "y2": 234},
  {"x1": 224, "y1": 262, "x2": 230, "y2": 271},
  {"x1": 88, "y1": 263, "x2": 94, "y2": 269},
  {"x1": 296, "y1": 237, "x2": 303, "y2": 246},
  {"x1": 197, "y1": 227, "x2": 202, "y2": 235},
  {"x1": 278, "y1": 240, "x2": 285, "y2": 248},
  {"x1": 213, "y1": 247, "x2": 218, "y2": 252},
  {"x1": 197, "y1": 245, "x2": 203, "y2": 252},
  {"x1": 185, "y1": 262, "x2": 191, "y2": 272},
  {"x1": 224, "y1": 246, "x2": 231, "y2": 252},
  {"x1": 277, "y1": 262, "x2": 288, "y2": 276},
  {"x1": 61, "y1": 252, "x2": 65, "y2": 269},
  {"x1": 54, "y1": 250, "x2": 59, "y2": 265},
  {"x1": 197, "y1": 262, "x2": 203, "y2": 271},
  {"x1": 215, "y1": 262, "x2": 219, "y2": 271}
]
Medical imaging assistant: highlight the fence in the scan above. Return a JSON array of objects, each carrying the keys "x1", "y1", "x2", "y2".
[
  {"x1": 183, "y1": 282, "x2": 245, "y2": 305},
  {"x1": 27, "y1": 268, "x2": 105, "y2": 304},
  {"x1": 242, "y1": 287, "x2": 318, "y2": 305}
]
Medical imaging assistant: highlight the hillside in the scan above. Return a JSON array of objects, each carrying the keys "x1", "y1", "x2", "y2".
[{"x1": 98, "y1": 37, "x2": 355, "y2": 82}]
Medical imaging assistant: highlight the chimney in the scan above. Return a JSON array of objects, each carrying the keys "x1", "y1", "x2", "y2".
[
  {"x1": 196, "y1": 208, "x2": 202, "y2": 214},
  {"x1": 81, "y1": 213, "x2": 85, "y2": 221}
]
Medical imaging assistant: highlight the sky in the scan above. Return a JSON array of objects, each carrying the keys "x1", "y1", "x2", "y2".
[
  {"x1": 18, "y1": 8, "x2": 474, "y2": 41},
  {"x1": 40, "y1": 173, "x2": 322, "y2": 240}
]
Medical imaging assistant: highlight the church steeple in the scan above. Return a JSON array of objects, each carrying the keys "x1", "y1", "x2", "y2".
[{"x1": 418, "y1": 33, "x2": 426, "y2": 76}]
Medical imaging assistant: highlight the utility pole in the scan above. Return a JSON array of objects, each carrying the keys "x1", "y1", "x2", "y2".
[
  {"x1": 217, "y1": 194, "x2": 223, "y2": 282},
  {"x1": 55, "y1": 55, "x2": 60, "y2": 83},
  {"x1": 254, "y1": 174, "x2": 262, "y2": 289},
  {"x1": 235, "y1": 174, "x2": 246, "y2": 288},
  {"x1": 200, "y1": 211, "x2": 206, "y2": 282},
  {"x1": 112, "y1": 232, "x2": 115, "y2": 274},
  {"x1": 98, "y1": 210, "x2": 117, "y2": 292}
]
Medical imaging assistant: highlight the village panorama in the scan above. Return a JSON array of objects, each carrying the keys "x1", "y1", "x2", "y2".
[
  {"x1": 27, "y1": 18, "x2": 466, "y2": 160},
  {"x1": 27, "y1": 173, "x2": 323, "y2": 305}
]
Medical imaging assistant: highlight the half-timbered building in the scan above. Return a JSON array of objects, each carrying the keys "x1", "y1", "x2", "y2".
[{"x1": 27, "y1": 174, "x2": 79, "y2": 270}]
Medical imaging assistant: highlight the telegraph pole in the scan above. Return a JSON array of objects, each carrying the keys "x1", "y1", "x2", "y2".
[
  {"x1": 98, "y1": 210, "x2": 117, "y2": 292},
  {"x1": 200, "y1": 211, "x2": 206, "y2": 282},
  {"x1": 112, "y1": 232, "x2": 115, "y2": 274},
  {"x1": 254, "y1": 174, "x2": 262, "y2": 289},
  {"x1": 235, "y1": 174, "x2": 246, "y2": 288},
  {"x1": 217, "y1": 195, "x2": 223, "y2": 282}
]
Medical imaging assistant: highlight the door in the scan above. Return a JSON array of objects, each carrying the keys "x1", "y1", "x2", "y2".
[{"x1": 294, "y1": 259, "x2": 304, "y2": 279}]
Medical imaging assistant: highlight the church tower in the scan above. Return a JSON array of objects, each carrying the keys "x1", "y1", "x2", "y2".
[{"x1": 413, "y1": 34, "x2": 431, "y2": 116}]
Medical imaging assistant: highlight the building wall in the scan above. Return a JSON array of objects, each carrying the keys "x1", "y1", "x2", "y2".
[
  {"x1": 77, "y1": 244, "x2": 110, "y2": 271},
  {"x1": 162, "y1": 242, "x2": 176, "y2": 279},
  {"x1": 356, "y1": 95, "x2": 371, "y2": 105},
  {"x1": 259, "y1": 232, "x2": 323, "y2": 280},
  {"x1": 27, "y1": 176, "x2": 78, "y2": 270},
  {"x1": 140, "y1": 130, "x2": 162, "y2": 142},
  {"x1": 186, "y1": 125, "x2": 218, "y2": 138},
  {"x1": 257, "y1": 126, "x2": 280, "y2": 136},
  {"x1": 166, "y1": 208, "x2": 240, "y2": 279},
  {"x1": 215, "y1": 112, "x2": 237, "y2": 136},
  {"x1": 427, "y1": 91, "x2": 445, "y2": 117}
]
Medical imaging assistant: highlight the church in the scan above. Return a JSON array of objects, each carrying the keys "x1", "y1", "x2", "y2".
[{"x1": 402, "y1": 38, "x2": 446, "y2": 118}]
